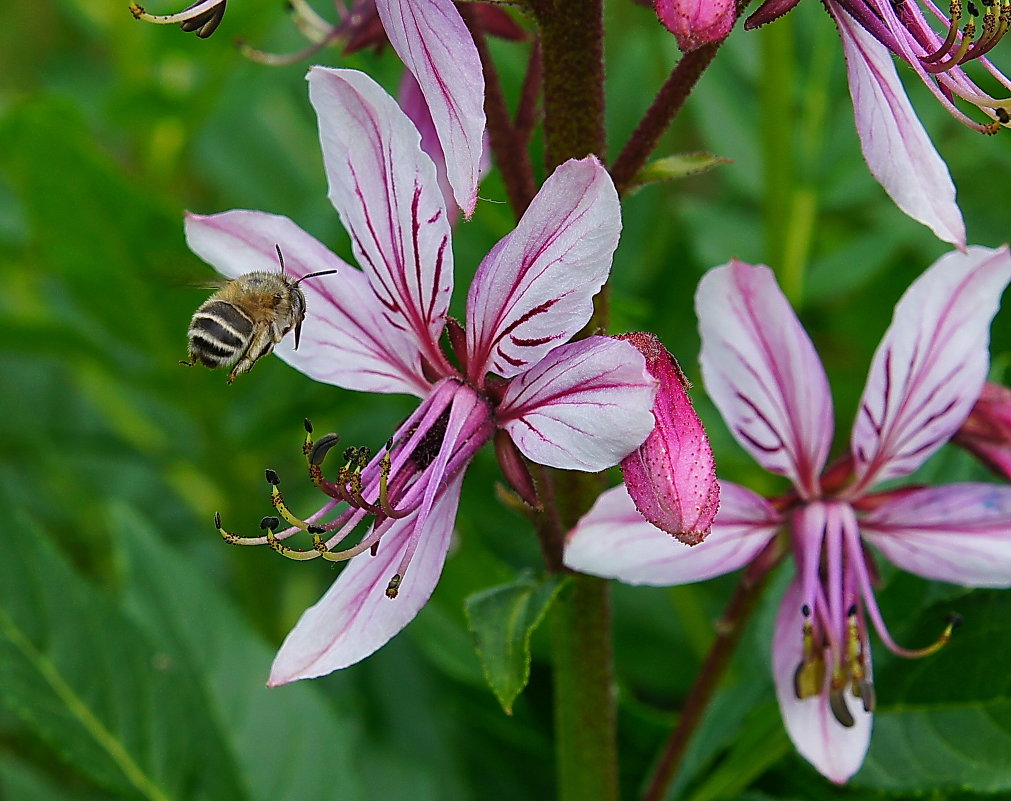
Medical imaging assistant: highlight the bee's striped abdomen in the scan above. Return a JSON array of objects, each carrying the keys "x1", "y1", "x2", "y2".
[{"x1": 188, "y1": 300, "x2": 253, "y2": 367}]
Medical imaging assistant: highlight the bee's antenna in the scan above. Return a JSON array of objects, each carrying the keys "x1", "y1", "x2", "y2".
[
  {"x1": 294, "y1": 268, "x2": 340, "y2": 286},
  {"x1": 274, "y1": 244, "x2": 285, "y2": 275}
]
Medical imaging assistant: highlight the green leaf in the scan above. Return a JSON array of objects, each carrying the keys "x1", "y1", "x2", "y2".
[
  {"x1": 465, "y1": 573, "x2": 564, "y2": 714},
  {"x1": 109, "y1": 504, "x2": 364, "y2": 801},
  {"x1": 0, "y1": 513, "x2": 249, "y2": 801},
  {"x1": 855, "y1": 590, "x2": 1011, "y2": 792},
  {"x1": 630, "y1": 153, "x2": 732, "y2": 192}
]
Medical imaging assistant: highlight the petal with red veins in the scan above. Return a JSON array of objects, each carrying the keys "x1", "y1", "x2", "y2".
[
  {"x1": 563, "y1": 482, "x2": 779, "y2": 584},
  {"x1": 851, "y1": 246, "x2": 1011, "y2": 488},
  {"x1": 834, "y1": 9, "x2": 965, "y2": 247},
  {"x1": 773, "y1": 581, "x2": 872, "y2": 784},
  {"x1": 861, "y1": 484, "x2": 1011, "y2": 587},
  {"x1": 697, "y1": 261, "x2": 833, "y2": 498},
  {"x1": 267, "y1": 473, "x2": 464, "y2": 684},
  {"x1": 465, "y1": 157, "x2": 621, "y2": 382},
  {"x1": 376, "y1": 0, "x2": 484, "y2": 217},
  {"x1": 184, "y1": 210, "x2": 431, "y2": 395},
  {"x1": 497, "y1": 337, "x2": 656, "y2": 472},
  {"x1": 307, "y1": 67, "x2": 453, "y2": 365}
]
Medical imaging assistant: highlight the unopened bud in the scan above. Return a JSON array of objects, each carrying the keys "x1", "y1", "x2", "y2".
[
  {"x1": 615, "y1": 332, "x2": 719, "y2": 545},
  {"x1": 655, "y1": 0, "x2": 736, "y2": 52},
  {"x1": 953, "y1": 382, "x2": 1011, "y2": 481}
]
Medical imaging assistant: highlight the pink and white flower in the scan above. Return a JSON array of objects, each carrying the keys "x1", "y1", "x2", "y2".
[
  {"x1": 187, "y1": 66, "x2": 657, "y2": 684},
  {"x1": 565, "y1": 247, "x2": 1011, "y2": 782}
]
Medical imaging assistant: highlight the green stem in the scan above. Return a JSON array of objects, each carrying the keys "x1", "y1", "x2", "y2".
[
  {"x1": 551, "y1": 574, "x2": 620, "y2": 801},
  {"x1": 535, "y1": 0, "x2": 607, "y2": 168},
  {"x1": 639, "y1": 545, "x2": 781, "y2": 801},
  {"x1": 533, "y1": 2, "x2": 614, "y2": 799}
]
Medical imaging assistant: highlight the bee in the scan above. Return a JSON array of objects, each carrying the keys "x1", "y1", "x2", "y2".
[{"x1": 182, "y1": 245, "x2": 337, "y2": 383}]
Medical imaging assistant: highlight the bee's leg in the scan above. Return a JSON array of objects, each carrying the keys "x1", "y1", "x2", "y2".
[
  {"x1": 179, "y1": 351, "x2": 196, "y2": 367},
  {"x1": 227, "y1": 328, "x2": 275, "y2": 383}
]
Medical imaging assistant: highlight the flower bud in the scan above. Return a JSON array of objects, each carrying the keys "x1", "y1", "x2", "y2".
[
  {"x1": 616, "y1": 332, "x2": 719, "y2": 545},
  {"x1": 654, "y1": 0, "x2": 735, "y2": 52},
  {"x1": 953, "y1": 382, "x2": 1011, "y2": 481}
]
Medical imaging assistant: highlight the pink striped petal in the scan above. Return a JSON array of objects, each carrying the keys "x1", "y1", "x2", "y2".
[
  {"x1": 834, "y1": 8, "x2": 965, "y2": 247},
  {"x1": 307, "y1": 67, "x2": 453, "y2": 368},
  {"x1": 851, "y1": 246, "x2": 1011, "y2": 489},
  {"x1": 697, "y1": 261, "x2": 833, "y2": 498},
  {"x1": 497, "y1": 337, "x2": 656, "y2": 472},
  {"x1": 184, "y1": 210, "x2": 431, "y2": 395},
  {"x1": 563, "y1": 482, "x2": 779, "y2": 584},
  {"x1": 267, "y1": 473, "x2": 464, "y2": 684},
  {"x1": 377, "y1": 0, "x2": 484, "y2": 217},
  {"x1": 861, "y1": 484, "x2": 1011, "y2": 587},
  {"x1": 465, "y1": 157, "x2": 621, "y2": 382},
  {"x1": 773, "y1": 581, "x2": 872, "y2": 783}
]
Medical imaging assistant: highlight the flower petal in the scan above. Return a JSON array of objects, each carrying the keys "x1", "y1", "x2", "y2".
[
  {"x1": 497, "y1": 337, "x2": 656, "y2": 472},
  {"x1": 773, "y1": 580, "x2": 872, "y2": 784},
  {"x1": 851, "y1": 246, "x2": 1011, "y2": 489},
  {"x1": 465, "y1": 157, "x2": 621, "y2": 382},
  {"x1": 267, "y1": 473, "x2": 464, "y2": 684},
  {"x1": 861, "y1": 483, "x2": 1011, "y2": 587},
  {"x1": 563, "y1": 482, "x2": 779, "y2": 585},
  {"x1": 307, "y1": 67, "x2": 453, "y2": 368},
  {"x1": 696, "y1": 261, "x2": 833, "y2": 498},
  {"x1": 184, "y1": 210, "x2": 431, "y2": 395},
  {"x1": 833, "y1": 7, "x2": 965, "y2": 247},
  {"x1": 376, "y1": 0, "x2": 484, "y2": 216}
]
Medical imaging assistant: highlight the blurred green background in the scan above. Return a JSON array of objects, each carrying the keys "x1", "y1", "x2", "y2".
[{"x1": 3, "y1": 1, "x2": 1011, "y2": 800}]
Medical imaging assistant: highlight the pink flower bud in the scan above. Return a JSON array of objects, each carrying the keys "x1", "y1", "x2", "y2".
[
  {"x1": 616, "y1": 332, "x2": 720, "y2": 545},
  {"x1": 953, "y1": 382, "x2": 1011, "y2": 481},
  {"x1": 654, "y1": 0, "x2": 736, "y2": 52}
]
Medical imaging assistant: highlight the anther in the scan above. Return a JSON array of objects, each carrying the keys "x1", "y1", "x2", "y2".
[
  {"x1": 995, "y1": 107, "x2": 1010, "y2": 124},
  {"x1": 214, "y1": 511, "x2": 222, "y2": 529},
  {"x1": 829, "y1": 689, "x2": 856, "y2": 728},
  {"x1": 847, "y1": 603, "x2": 858, "y2": 617},
  {"x1": 855, "y1": 679, "x2": 876, "y2": 712},
  {"x1": 386, "y1": 573, "x2": 402, "y2": 599},
  {"x1": 260, "y1": 516, "x2": 280, "y2": 531},
  {"x1": 265, "y1": 468, "x2": 281, "y2": 486},
  {"x1": 304, "y1": 418, "x2": 313, "y2": 434},
  {"x1": 801, "y1": 604, "x2": 812, "y2": 617},
  {"x1": 946, "y1": 612, "x2": 964, "y2": 628},
  {"x1": 307, "y1": 524, "x2": 325, "y2": 534},
  {"x1": 310, "y1": 433, "x2": 342, "y2": 466}
]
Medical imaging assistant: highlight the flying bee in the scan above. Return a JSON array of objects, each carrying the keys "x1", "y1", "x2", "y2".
[{"x1": 182, "y1": 245, "x2": 338, "y2": 383}]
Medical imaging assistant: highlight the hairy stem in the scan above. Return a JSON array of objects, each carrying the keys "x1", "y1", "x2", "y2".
[
  {"x1": 536, "y1": 0, "x2": 607, "y2": 168},
  {"x1": 639, "y1": 544, "x2": 782, "y2": 801}
]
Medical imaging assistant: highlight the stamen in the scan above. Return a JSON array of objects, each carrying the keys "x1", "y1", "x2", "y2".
[
  {"x1": 385, "y1": 573, "x2": 402, "y2": 599},
  {"x1": 265, "y1": 469, "x2": 312, "y2": 530},
  {"x1": 129, "y1": 0, "x2": 227, "y2": 37},
  {"x1": 237, "y1": 32, "x2": 343, "y2": 67},
  {"x1": 921, "y1": 19, "x2": 978, "y2": 72},
  {"x1": 829, "y1": 688, "x2": 856, "y2": 728},
  {"x1": 215, "y1": 511, "x2": 268, "y2": 546},
  {"x1": 921, "y1": 0, "x2": 965, "y2": 62}
]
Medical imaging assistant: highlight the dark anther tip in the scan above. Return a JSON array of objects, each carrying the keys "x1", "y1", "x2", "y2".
[
  {"x1": 214, "y1": 512, "x2": 222, "y2": 529},
  {"x1": 259, "y1": 516, "x2": 280, "y2": 531},
  {"x1": 307, "y1": 524, "x2": 325, "y2": 534},
  {"x1": 801, "y1": 603, "x2": 811, "y2": 617},
  {"x1": 386, "y1": 438, "x2": 394, "y2": 451},
  {"x1": 304, "y1": 418, "x2": 313, "y2": 433},
  {"x1": 265, "y1": 468, "x2": 280, "y2": 485},
  {"x1": 343, "y1": 446, "x2": 356, "y2": 462},
  {"x1": 309, "y1": 433, "x2": 341, "y2": 466},
  {"x1": 847, "y1": 604, "x2": 858, "y2": 617},
  {"x1": 946, "y1": 612, "x2": 964, "y2": 628}
]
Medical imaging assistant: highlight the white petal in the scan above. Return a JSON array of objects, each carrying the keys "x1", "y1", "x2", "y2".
[
  {"x1": 697, "y1": 261, "x2": 833, "y2": 497},
  {"x1": 465, "y1": 157, "x2": 621, "y2": 381},
  {"x1": 834, "y1": 7, "x2": 965, "y2": 247},
  {"x1": 861, "y1": 483, "x2": 1011, "y2": 587},
  {"x1": 773, "y1": 581, "x2": 872, "y2": 783},
  {"x1": 851, "y1": 246, "x2": 1011, "y2": 488},
  {"x1": 496, "y1": 337, "x2": 656, "y2": 472},
  {"x1": 563, "y1": 482, "x2": 779, "y2": 585}
]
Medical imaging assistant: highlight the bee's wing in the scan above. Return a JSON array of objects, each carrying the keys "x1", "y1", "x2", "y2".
[{"x1": 190, "y1": 279, "x2": 231, "y2": 290}]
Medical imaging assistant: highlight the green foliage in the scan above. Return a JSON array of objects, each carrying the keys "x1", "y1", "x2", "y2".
[{"x1": 465, "y1": 572, "x2": 564, "y2": 713}]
